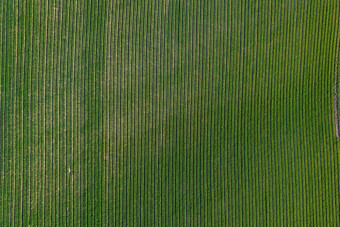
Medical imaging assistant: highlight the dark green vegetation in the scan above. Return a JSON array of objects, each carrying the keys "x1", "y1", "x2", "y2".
[{"x1": 1, "y1": 0, "x2": 340, "y2": 226}]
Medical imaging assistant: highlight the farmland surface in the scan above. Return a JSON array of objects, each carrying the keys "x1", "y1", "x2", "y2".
[{"x1": 1, "y1": 0, "x2": 340, "y2": 226}]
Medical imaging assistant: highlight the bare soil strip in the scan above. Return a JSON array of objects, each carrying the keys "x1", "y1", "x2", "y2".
[
  {"x1": 335, "y1": 49, "x2": 339, "y2": 138},
  {"x1": 334, "y1": 85, "x2": 339, "y2": 138}
]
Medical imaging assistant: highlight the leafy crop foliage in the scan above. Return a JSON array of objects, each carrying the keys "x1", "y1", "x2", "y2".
[{"x1": 1, "y1": 0, "x2": 339, "y2": 225}]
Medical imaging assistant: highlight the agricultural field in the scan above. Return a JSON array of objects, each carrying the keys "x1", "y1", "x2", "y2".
[{"x1": 1, "y1": 0, "x2": 340, "y2": 226}]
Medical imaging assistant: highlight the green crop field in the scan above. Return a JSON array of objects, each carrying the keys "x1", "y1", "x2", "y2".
[{"x1": 1, "y1": 0, "x2": 340, "y2": 226}]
